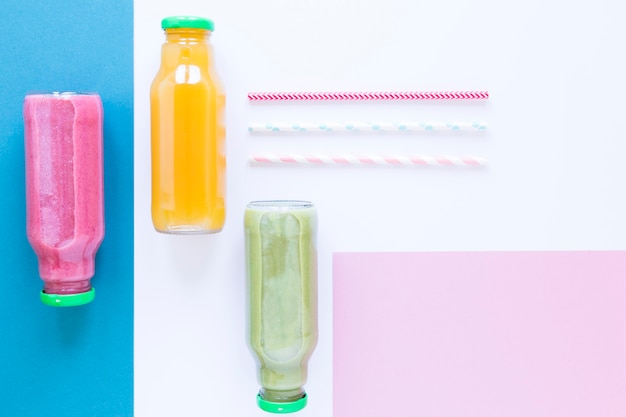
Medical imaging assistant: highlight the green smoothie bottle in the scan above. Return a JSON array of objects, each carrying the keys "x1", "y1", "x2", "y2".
[{"x1": 244, "y1": 201, "x2": 318, "y2": 414}]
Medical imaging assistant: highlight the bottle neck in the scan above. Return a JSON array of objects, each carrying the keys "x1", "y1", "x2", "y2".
[
  {"x1": 161, "y1": 28, "x2": 213, "y2": 69},
  {"x1": 164, "y1": 28, "x2": 211, "y2": 44}
]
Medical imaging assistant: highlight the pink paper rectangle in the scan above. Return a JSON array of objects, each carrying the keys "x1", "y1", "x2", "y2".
[{"x1": 333, "y1": 252, "x2": 626, "y2": 417}]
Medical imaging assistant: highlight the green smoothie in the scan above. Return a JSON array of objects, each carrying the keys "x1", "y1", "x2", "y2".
[{"x1": 244, "y1": 201, "x2": 318, "y2": 413}]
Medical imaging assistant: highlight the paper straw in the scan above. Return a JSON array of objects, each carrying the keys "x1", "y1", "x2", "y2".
[
  {"x1": 249, "y1": 153, "x2": 487, "y2": 167},
  {"x1": 248, "y1": 121, "x2": 488, "y2": 133},
  {"x1": 248, "y1": 91, "x2": 489, "y2": 101}
]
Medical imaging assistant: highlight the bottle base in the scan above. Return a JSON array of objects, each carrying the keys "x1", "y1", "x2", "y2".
[{"x1": 154, "y1": 225, "x2": 223, "y2": 235}]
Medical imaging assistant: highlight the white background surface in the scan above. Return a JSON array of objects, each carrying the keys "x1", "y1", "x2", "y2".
[{"x1": 134, "y1": 1, "x2": 626, "y2": 416}]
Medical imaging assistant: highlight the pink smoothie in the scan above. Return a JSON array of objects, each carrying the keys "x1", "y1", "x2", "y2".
[{"x1": 24, "y1": 93, "x2": 104, "y2": 296}]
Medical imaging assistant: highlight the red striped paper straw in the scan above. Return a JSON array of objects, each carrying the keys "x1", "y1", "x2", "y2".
[
  {"x1": 248, "y1": 91, "x2": 489, "y2": 101},
  {"x1": 249, "y1": 153, "x2": 487, "y2": 167}
]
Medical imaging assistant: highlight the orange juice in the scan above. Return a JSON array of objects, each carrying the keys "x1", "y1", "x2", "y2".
[{"x1": 150, "y1": 16, "x2": 225, "y2": 234}]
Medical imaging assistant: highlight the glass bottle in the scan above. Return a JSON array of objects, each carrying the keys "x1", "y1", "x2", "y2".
[
  {"x1": 244, "y1": 201, "x2": 319, "y2": 413},
  {"x1": 151, "y1": 16, "x2": 226, "y2": 234},
  {"x1": 23, "y1": 92, "x2": 104, "y2": 306}
]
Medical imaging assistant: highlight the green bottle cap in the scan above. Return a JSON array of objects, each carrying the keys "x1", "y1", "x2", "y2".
[
  {"x1": 40, "y1": 288, "x2": 95, "y2": 307},
  {"x1": 161, "y1": 16, "x2": 214, "y2": 31},
  {"x1": 256, "y1": 393, "x2": 307, "y2": 414}
]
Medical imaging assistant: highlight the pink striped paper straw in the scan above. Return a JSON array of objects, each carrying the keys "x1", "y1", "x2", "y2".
[
  {"x1": 248, "y1": 91, "x2": 489, "y2": 101},
  {"x1": 249, "y1": 153, "x2": 487, "y2": 167}
]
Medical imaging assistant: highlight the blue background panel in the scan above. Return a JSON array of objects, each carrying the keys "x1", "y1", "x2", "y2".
[{"x1": 0, "y1": 1, "x2": 133, "y2": 416}]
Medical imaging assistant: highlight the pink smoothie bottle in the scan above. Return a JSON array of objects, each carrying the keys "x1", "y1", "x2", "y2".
[{"x1": 24, "y1": 92, "x2": 104, "y2": 307}]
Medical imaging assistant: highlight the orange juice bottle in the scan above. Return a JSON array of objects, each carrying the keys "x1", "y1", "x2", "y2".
[{"x1": 151, "y1": 16, "x2": 226, "y2": 234}]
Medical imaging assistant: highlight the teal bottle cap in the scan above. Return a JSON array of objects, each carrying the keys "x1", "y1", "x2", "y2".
[
  {"x1": 257, "y1": 393, "x2": 307, "y2": 414},
  {"x1": 161, "y1": 16, "x2": 214, "y2": 31},
  {"x1": 40, "y1": 287, "x2": 95, "y2": 307}
]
